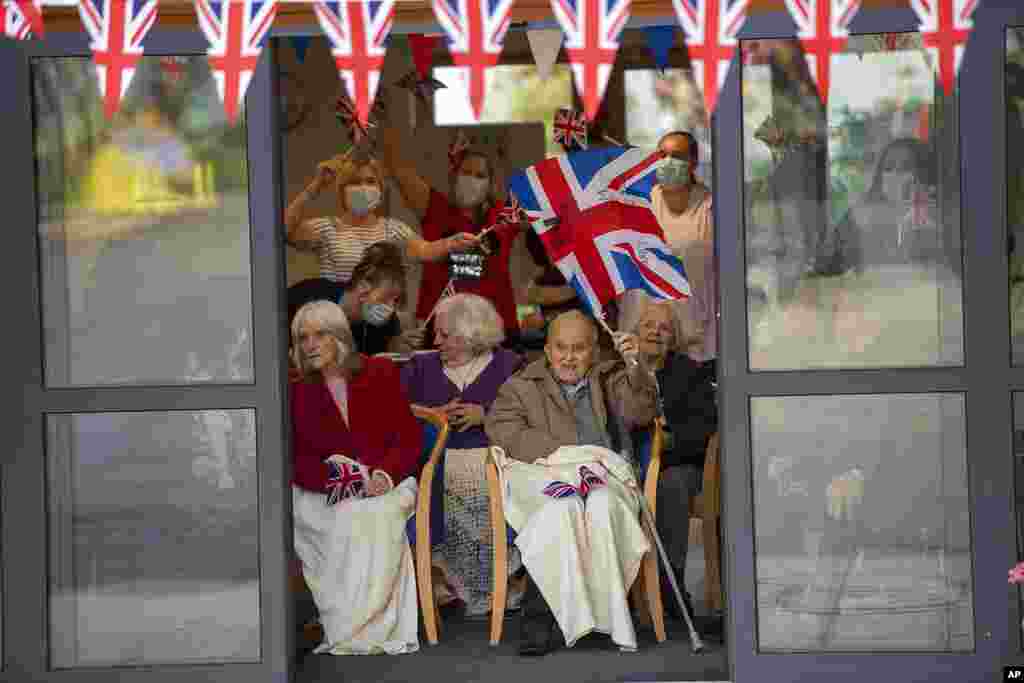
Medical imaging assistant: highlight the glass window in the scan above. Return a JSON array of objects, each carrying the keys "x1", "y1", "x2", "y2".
[
  {"x1": 47, "y1": 410, "x2": 259, "y2": 668},
  {"x1": 742, "y1": 36, "x2": 963, "y2": 370},
  {"x1": 1008, "y1": 28, "x2": 1024, "y2": 364},
  {"x1": 432, "y1": 65, "x2": 573, "y2": 156},
  {"x1": 625, "y1": 68, "x2": 711, "y2": 183},
  {"x1": 751, "y1": 394, "x2": 973, "y2": 652},
  {"x1": 33, "y1": 56, "x2": 254, "y2": 386}
]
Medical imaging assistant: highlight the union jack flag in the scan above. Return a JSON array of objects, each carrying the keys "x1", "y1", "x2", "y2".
[
  {"x1": 577, "y1": 465, "x2": 606, "y2": 498},
  {"x1": 495, "y1": 195, "x2": 527, "y2": 225},
  {"x1": 326, "y1": 458, "x2": 367, "y2": 506},
  {"x1": 509, "y1": 146, "x2": 691, "y2": 318},
  {"x1": 782, "y1": 0, "x2": 862, "y2": 107},
  {"x1": 1, "y1": 0, "x2": 43, "y2": 40},
  {"x1": 543, "y1": 479, "x2": 580, "y2": 499},
  {"x1": 314, "y1": 0, "x2": 394, "y2": 128},
  {"x1": 550, "y1": 0, "x2": 631, "y2": 122},
  {"x1": 77, "y1": 0, "x2": 158, "y2": 119},
  {"x1": 194, "y1": 0, "x2": 279, "y2": 124},
  {"x1": 553, "y1": 107, "x2": 588, "y2": 152},
  {"x1": 334, "y1": 91, "x2": 383, "y2": 143},
  {"x1": 432, "y1": 0, "x2": 514, "y2": 121},
  {"x1": 671, "y1": 0, "x2": 749, "y2": 120},
  {"x1": 910, "y1": 0, "x2": 978, "y2": 97}
]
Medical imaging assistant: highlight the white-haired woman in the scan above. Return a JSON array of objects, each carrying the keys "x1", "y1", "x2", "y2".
[
  {"x1": 399, "y1": 293, "x2": 525, "y2": 617},
  {"x1": 290, "y1": 300, "x2": 423, "y2": 655}
]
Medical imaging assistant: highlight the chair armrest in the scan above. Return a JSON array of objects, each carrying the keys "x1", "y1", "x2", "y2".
[
  {"x1": 485, "y1": 447, "x2": 505, "y2": 529},
  {"x1": 643, "y1": 418, "x2": 665, "y2": 518},
  {"x1": 410, "y1": 406, "x2": 450, "y2": 550}
]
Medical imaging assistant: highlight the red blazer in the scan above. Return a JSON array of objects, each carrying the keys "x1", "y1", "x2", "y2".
[{"x1": 290, "y1": 356, "x2": 423, "y2": 493}]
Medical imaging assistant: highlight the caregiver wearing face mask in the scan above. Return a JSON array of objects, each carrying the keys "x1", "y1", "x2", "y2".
[
  {"x1": 334, "y1": 242, "x2": 419, "y2": 355},
  {"x1": 285, "y1": 152, "x2": 478, "y2": 285},
  {"x1": 381, "y1": 123, "x2": 522, "y2": 341}
]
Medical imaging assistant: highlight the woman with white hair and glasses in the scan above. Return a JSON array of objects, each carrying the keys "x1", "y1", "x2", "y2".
[
  {"x1": 400, "y1": 293, "x2": 525, "y2": 617},
  {"x1": 290, "y1": 300, "x2": 423, "y2": 655}
]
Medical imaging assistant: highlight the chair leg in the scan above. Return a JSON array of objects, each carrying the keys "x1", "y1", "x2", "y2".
[
  {"x1": 704, "y1": 516, "x2": 722, "y2": 614},
  {"x1": 416, "y1": 519, "x2": 440, "y2": 645},
  {"x1": 487, "y1": 465, "x2": 507, "y2": 646},
  {"x1": 643, "y1": 549, "x2": 667, "y2": 643},
  {"x1": 630, "y1": 569, "x2": 652, "y2": 626}
]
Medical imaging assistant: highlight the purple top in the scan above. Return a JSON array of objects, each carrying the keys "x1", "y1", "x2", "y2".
[{"x1": 400, "y1": 348, "x2": 525, "y2": 449}]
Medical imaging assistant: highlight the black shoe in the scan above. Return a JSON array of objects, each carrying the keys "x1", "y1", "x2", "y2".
[
  {"x1": 698, "y1": 613, "x2": 725, "y2": 642},
  {"x1": 518, "y1": 575, "x2": 565, "y2": 656}
]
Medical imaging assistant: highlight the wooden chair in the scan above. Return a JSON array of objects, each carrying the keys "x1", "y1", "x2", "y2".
[
  {"x1": 689, "y1": 432, "x2": 722, "y2": 612},
  {"x1": 483, "y1": 419, "x2": 668, "y2": 646}
]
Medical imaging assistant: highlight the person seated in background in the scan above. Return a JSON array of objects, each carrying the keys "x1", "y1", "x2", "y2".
[
  {"x1": 400, "y1": 293, "x2": 526, "y2": 617},
  {"x1": 289, "y1": 300, "x2": 423, "y2": 655},
  {"x1": 631, "y1": 296, "x2": 721, "y2": 638},
  {"x1": 485, "y1": 311, "x2": 656, "y2": 655}
]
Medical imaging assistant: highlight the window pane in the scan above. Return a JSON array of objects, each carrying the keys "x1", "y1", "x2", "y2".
[
  {"x1": 33, "y1": 57, "x2": 254, "y2": 386},
  {"x1": 743, "y1": 37, "x2": 963, "y2": 370},
  {"x1": 752, "y1": 394, "x2": 973, "y2": 652},
  {"x1": 1008, "y1": 28, "x2": 1024, "y2": 364},
  {"x1": 432, "y1": 65, "x2": 573, "y2": 157},
  {"x1": 47, "y1": 411, "x2": 259, "y2": 668},
  {"x1": 625, "y1": 68, "x2": 712, "y2": 183}
]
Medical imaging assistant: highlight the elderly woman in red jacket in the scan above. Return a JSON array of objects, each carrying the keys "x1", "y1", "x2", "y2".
[{"x1": 290, "y1": 299, "x2": 423, "y2": 655}]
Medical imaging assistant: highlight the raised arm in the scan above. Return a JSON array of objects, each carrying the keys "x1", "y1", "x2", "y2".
[
  {"x1": 380, "y1": 123, "x2": 432, "y2": 218},
  {"x1": 284, "y1": 163, "x2": 334, "y2": 246}
]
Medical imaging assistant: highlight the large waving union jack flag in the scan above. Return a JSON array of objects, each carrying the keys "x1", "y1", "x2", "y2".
[
  {"x1": 2, "y1": 0, "x2": 43, "y2": 40},
  {"x1": 77, "y1": 0, "x2": 159, "y2": 119},
  {"x1": 314, "y1": 0, "x2": 394, "y2": 128},
  {"x1": 671, "y1": 0, "x2": 749, "y2": 120},
  {"x1": 782, "y1": 0, "x2": 862, "y2": 107},
  {"x1": 194, "y1": 0, "x2": 278, "y2": 124},
  {"x1": 910, "y1": 0, "x2": 978, "y2": 97},
  {"x1": 432, "y1": 0, "x2": 513, "y2": 121},
  {"x1": 551, "y1": 0, "x2": 631, "y2": 122},
  {"x1": 509, "y1": 147, "x2": 691, "y2": 319},
  {"x1": 326, "y1": 457, "x2": 368, "y2": 506}
]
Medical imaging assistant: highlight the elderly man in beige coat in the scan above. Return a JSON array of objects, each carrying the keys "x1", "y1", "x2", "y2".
[{"x1": 485, "y1": 310, "x2": 657, "y2": 656}]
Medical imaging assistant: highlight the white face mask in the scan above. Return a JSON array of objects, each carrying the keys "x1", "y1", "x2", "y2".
[
  {"x1": 345, "y1": 184, "x2": 382, "y2": 216},
  {"x1": 656, "y1": 157, "x2": 692, "y2": 187},
  {"x1": 361, "y1": 302, "x2": 395, "y2": 327},
  {"x1": 454, "y1": 174, "x2": 490, "y2": 208},
  {"x1": 881, "y1": 171, "x2": 915, "y2": 203}
]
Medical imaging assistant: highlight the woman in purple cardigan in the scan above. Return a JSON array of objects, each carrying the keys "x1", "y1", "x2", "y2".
[{"x1": 400, "y1": 293, "x2": 524, "y2": 616}]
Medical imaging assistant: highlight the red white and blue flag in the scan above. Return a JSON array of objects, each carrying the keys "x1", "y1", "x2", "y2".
[
  {"x1": 550, "y1": 0, "x2": 631, "y2": 122},
  {"x1": 432, "y1": 0, "x2": 514, "y2": 121},
  {"x1": 553, "y1": 107, "x2": 589, "y2": 152},
  {"x1": 314, "y1": 0, "x2": 395, "y2": 128},
  {"x1": 782, "y1": 0, "x2": 861, "y2": 107},
  {"x1": 2, "y1": 0, "x2": 43, "y2": 40},
  {"x1": 509, "y1": 146, "x2": 691, "y2": 319},
  {"x1": 326, "y1": 458, "x2": 367, "y2": 506},
  {"x1": 577, "y1": 465, "x2": 606, "y2": 498},
  {"x1": 671, "y1": 0, "x2": 749, "y2": 120},
  {"x1": 543, "y1": 479, "x2": 580, "y2": 499},
  {"x1": 194, "y1": 0, "x2": 278, "y2": 124},
  {"x1": 77, "y1": 0, "x2": 158, "y2": 119},
  {"x1": 910, "y1": 0, "x2": 978, "y2": 97}
]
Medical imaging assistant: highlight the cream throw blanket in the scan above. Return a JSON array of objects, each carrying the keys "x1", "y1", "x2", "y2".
[{"x1": 492, "y1": 445, "x2": 650, "y2": 651}]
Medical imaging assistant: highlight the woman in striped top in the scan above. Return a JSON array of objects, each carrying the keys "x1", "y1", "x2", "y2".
[{"x1": 285, "y1": 152, "x2": 479, "y2": 285}]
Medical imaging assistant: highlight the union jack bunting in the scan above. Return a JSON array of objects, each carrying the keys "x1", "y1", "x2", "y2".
[
  {"x1": 550, "y1": 0, "x2": 631, "y2": 122},
  {"x1": 314, "y1": 0, "x2": 394, "y2": 128},
  {"x1": 577, "y1": 465, "x2": 606, "y2": 498},
  {"x1": 432, "y1": 0, "x2": 514, "y2": 121},
  {"x1": 910, "y1": 0, "x2": 978, "y2": 97},
  {"x1": 782, "y1": 0, "x2": 862, "y2": 107},
  {"x1": 77, "y1": 0, "x2": 158, "y2": 119},
  {"x1": 671, "y1": 0, "x2": 749, "y2": 119},
  {"x1": 326, "y1": 457, "x2": 367, "y2": 506},
  {"x1": 1, "y1": 0, "x2": 43, "y2": 40},
  {"x1": 543, "y1": 480, "x2": 580, "y2": 499},
  {"x1": 553, "y1": 107, "x2": 589, "y2": 152},
  {"x1": 509, "y1": 146, "x2": 691, "y2": 318},
  {"x1": 194, "y1": 0, "x2": 279, "y2": 124}
]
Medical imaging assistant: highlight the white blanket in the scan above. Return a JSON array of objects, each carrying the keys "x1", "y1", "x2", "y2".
[
  {"x1": 292, "y1": 477, "x2": 419, "y2": 655},
  {"x1": 492, "y1": 445, "x2": 650, "y2": 651}
]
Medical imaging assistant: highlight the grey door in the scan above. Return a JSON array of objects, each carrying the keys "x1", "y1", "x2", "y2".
[
  {"x1": 0, "y1": 30, "x2": 291, "y2": 682},
  {"x1": 717, "y1": 1, "x2": 1024, "y2": 680}
]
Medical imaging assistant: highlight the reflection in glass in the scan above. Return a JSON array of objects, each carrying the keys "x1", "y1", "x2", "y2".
[
  {"x1": 743, "y1": 36, "x2": 963, "y2": 370},
  {"x1": 625, "y1": 68, "x2": 712, "y2": 184},
  {"x1": 752, "y1": 394, "x2": 973, "y2": 652},
  {"x1": 33, "y1": 57, "x2": 253, "y2": 386},
  {"x1": 47, "y1": 411, "x2": 259, "y2": 668},
  {"x1": 1007, "y1": 29, "x2": 1024, "y2": 364}
]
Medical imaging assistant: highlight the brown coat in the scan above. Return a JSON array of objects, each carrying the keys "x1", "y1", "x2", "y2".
[{"x1": 484, "y1": 357, "x2": 657, "y2": 464}]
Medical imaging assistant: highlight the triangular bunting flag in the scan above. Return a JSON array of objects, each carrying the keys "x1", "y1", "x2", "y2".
[
  {"x1": 672, "y1": 0, "x2": 749, "y2": 120},
  {"x1": 550, "y1": 0, "x2": 631, "y2": 121},
  {"x1": 291, "y1": 35, "x2": 311, "y2": 63},
  {"x1": 2, "y1": 0, "x2": 44, "y2": 40},
  {"x1": 526, "y1": 28, "x2": 562, "y2": 80},
  {"x1": 194, "y1": 0, "x2": 279, "y2": 124},
  {"x1": 78, "y1": 0, "x2": 159, "y2": 119},
  {"x1": 313, "y1": 0, "x2": 395, "y2": 128},
  {"x1": 641, "y1": 25, "x2": 675, "y2": 72},
  {"x1": 909, "y1": 0, "x2": 979, "y2": 97},
  {"x1": 782, "y1": 0, "x2": 862, "y2": 107},
  {"x1": 408, "y1": 33, "x2": 442, "y2": 79}
]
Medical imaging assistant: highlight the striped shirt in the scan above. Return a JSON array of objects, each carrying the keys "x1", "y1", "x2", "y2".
[{"x1": 291, "y1": 216, "x2": 418, "y2": 284}]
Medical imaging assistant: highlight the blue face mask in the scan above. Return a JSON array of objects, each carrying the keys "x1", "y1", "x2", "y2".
[{"x1": 656, "y1": 157, "x2": 692, "y2": 187}]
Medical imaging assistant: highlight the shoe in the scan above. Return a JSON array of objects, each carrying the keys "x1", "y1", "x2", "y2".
[
  {"x1": 698, "y1": 613, "x2": 725, "y2": 642},
  {"x1": 518, "y1": 575, "x2": 565, "y2": 656}
]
